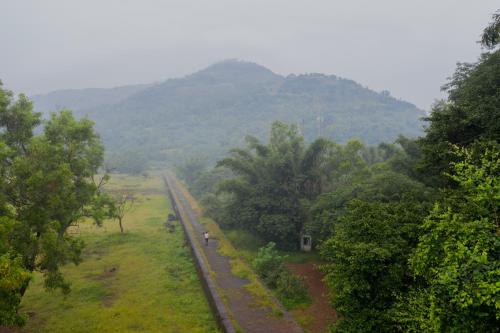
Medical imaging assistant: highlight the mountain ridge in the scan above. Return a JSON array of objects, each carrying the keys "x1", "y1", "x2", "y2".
[{"x1": 31, "y1": 60, "x2": 425, "y2": 169}]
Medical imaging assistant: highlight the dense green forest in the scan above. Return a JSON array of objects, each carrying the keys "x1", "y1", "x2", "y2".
[
  {"x1": 177, "y1": 13, "x2": 500, "y2": 332},
  {"x1": 32, "y1": 61, "x2": 424, "y2": 173}
]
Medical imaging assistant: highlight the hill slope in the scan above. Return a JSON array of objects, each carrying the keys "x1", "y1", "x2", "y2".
[
  {"x1": 32, "y1": 60, "x2": 425, "y2": 166},
  {"x1": 31, "y1": 83, "x2": 152, "y2": 114}
]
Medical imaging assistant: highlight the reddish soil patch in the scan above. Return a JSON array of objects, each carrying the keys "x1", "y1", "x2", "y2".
[{"x1": 287, "y1": 262, "x2": 337, "y2": 333}]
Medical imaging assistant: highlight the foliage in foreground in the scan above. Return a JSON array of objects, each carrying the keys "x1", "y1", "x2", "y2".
[
  {"x1": 320, "y1": 13, "x2": 500, "y2": 331},
  {"x1": 419, "y1": 49, "x2": 500, "y2": 187},
  {"x1": 0, "y1": 251, "x2": 30, "y2": 326},
  {"x1": 401, "y1": 146, "x2": 500, "y2": 332},
  {"x1": 0, "y1": 82, "x2": 111, "y2": 326},
  {"x1": 320, "y1": 197, "x2": 430, "y2": 332},
  {"x1": 320, "y1": 146, "x2": 499, "y2": 332}
]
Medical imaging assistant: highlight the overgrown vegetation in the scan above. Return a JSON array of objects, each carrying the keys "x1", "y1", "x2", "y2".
[
  {"x1": 253, "y1": 242, "x2": 310, "y2": 309},
  {"x1": 401, "y1": 146, "x2": 500, "y2": 332}
]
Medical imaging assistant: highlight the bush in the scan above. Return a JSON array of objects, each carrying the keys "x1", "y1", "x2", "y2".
[
  {"x1": 252, "y1": 242, "x2": 284, "y2": 288},
  {"x1": 253, "y1": 242, "x2": 310, "y2": 308},
  {"x1": 276, "y1": 270, "x2": 310, "y2": 308}
]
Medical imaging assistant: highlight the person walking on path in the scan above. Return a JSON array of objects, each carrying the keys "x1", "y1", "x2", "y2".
[{"x1": 203, "y1": 231, "x2": 209, "y2": 246}]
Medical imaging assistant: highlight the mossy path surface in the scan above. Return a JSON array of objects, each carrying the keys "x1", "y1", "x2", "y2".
[
  {"x1": 166, "y1": 174, "x2": 303, "y2": 333},
  {"x1": 15, "y1": 174, "x2": 218, "y2": 333}
]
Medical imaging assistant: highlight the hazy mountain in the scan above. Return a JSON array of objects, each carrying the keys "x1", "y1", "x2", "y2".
[
  {"x1": 32, "y1": 60, "x2": 425, "y2": 167},
  {"x1": 31, "y1": 83, "x2": 152, "y2": 114}
]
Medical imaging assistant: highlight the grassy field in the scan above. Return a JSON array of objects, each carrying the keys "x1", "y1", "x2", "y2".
[{"x1": 17, "y1": 173, "x2": 218, "y2": 333}]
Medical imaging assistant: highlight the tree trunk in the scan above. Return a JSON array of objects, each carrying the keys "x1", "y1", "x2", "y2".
[
  {"x1": 19, "y1": 279, "x2": 30, "y2": 297},
  {"x1": 118, "y1": 218, "x2": 124, "y2": 233}
]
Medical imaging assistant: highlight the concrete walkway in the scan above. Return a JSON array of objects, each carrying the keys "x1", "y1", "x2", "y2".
[{"x1": 166, "y1": 174, "x2": 303, "y2": 333}]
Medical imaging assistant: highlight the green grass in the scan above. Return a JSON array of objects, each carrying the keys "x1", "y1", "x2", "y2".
[
  {"x1": 18, "y1": 174, "x2": 219, "y2": 333},
  {"x1": 283, "y1": 251, "x2": 322, "y2": 264}
]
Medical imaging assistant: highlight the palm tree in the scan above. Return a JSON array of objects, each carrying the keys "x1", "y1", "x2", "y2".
[{"x1": 216, "y1": 121, "x2": 332, "y2": 249}]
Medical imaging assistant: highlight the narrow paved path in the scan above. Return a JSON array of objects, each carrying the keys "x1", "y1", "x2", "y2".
[{"x1": 166, "y1": 174, "x2": 303, "y2": 333}]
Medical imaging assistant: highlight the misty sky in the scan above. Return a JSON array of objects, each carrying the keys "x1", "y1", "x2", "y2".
[{"x1": 1, "y1": 0, "x2": 498, "y2": 110}]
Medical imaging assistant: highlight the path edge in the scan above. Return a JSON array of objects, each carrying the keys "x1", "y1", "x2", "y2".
[{"x1": 164, "y1": 174, "x2": 237, "y2": 333}]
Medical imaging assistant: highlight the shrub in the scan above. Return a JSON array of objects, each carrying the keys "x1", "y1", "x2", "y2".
[
  {"x1": 253, "y1": 242, "x2": 310, "y2": 308},
  {"x1": 252, "y1": 242, "x2": 285, "y2": 288},
  {"x1": 276, "y1": 270, "x2": 310, "y2": 308}
]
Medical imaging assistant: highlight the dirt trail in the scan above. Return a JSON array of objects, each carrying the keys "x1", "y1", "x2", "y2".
[
  {"x1": 287, "y1": 263, "x2": 337, "y2": 333},
  {"x1": 166, "y1": 174, "x2": 303, "y2": 333}
]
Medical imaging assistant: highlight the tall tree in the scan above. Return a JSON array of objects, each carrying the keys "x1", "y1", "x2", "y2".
[
  {"x1": 403, "y1": 146, "x2": 500, "y2": 332},
  {"x1": 481, "y1": 10, "x2": 500, "y2": 49},
  {"x1": 419, "y1": 48, "x2": 500, "y2": 186},
  {"x1": 216, "y1": 122, "x2": 332, "y2": 249},
  {"x1": 321, "y1": 199, "x2": 427, "y2": 332},
  {"x1": 0, "y1": 82, "x2": 109, "y2": 326},
  {"x1": 319, "y1": 167, "x2": 432, "y2": 332}
]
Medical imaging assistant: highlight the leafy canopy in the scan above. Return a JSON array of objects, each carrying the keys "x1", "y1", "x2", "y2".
[
  {"x1": 216, "y1": 121, "x2": 332, "y2": 249},
  {"x1": 0, "y1": 82, "x2": 110, "y2": 326},
  {"x1": 419, "y1": 49, "x2": 500, "y2": 185},
  {"x1": 481, "y1": 10, "x2": 500, "y2": 49},
  {"x1": 405, "y1": 146, "x2": 500, "y2": 332}
]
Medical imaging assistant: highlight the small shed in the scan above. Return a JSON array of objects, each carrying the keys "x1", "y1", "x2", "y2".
[{"x1": 300, "y1": 234, "x2": 312, "y2": 252}]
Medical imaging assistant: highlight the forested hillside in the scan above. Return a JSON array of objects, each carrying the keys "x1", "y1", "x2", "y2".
[
  {"x1": 32, "y1": 84, "x2": 152, "y2": 115},
  {"x1": 32, "y1": 60, "x2": 425, "y2": 170}
]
